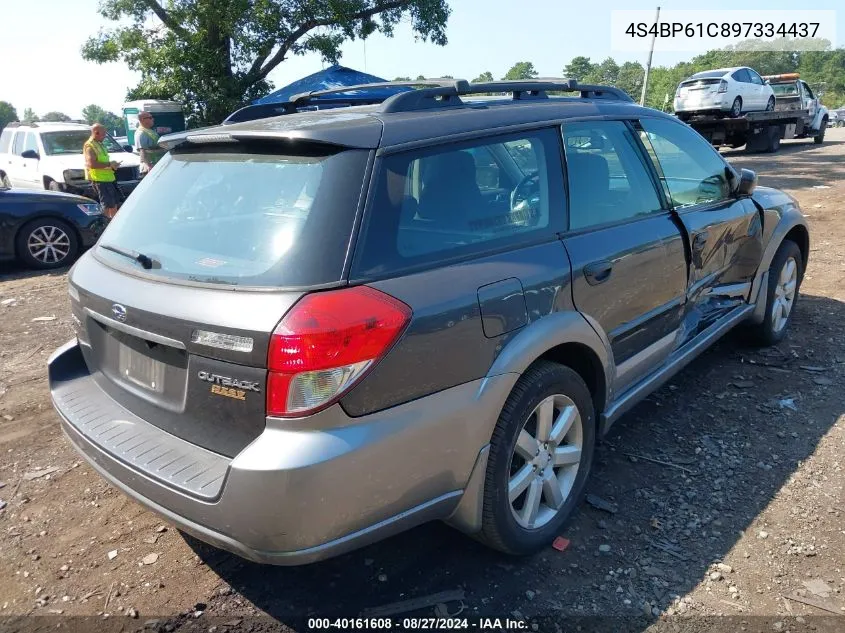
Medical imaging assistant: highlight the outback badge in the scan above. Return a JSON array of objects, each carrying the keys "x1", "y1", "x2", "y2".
[{"x1": 198, "y1": 370, "x2": 260, "y2": 402}]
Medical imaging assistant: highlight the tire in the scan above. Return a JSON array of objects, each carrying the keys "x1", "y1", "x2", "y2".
[
  {"x1": 0, "y1": 172, "x2": 10, "y2": 189},
  {"x1": 765, "y1": 96, "x2": 775, "y2": 112},
  {"x1": 730, "y1": 97, "x2": 743, "y2": 118},
  {"x1": 814, "y1": 118, "x2": 827, "y2": 144},
  {"x1": 744, "y1": 240, "x2": 803, "y2": 347},
  {"x1": 477, "y1": 361, "x2": 596, "y2": 555},
  {"x1": 46, "y1": 179, "x2": 62, "y2": 192},
  {"x1": 15, "y1": 217, "x2": 79, "y2": 270},
  {"x1": 767, "y1": 128, "x2": 781, "y2": 153}
]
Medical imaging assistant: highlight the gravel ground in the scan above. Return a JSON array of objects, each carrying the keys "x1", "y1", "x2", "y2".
[{"x1": 0, "y1": 129, "x2": 844, "y2": 633}]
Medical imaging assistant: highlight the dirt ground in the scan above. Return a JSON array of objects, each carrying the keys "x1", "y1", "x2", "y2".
[{"x1": 0, "y1": 129, "x2": 844, "y2": 633}]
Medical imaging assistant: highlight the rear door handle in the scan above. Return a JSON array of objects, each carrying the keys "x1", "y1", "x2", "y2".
[
  {"x1": 584, "y1": 261, "x2": 613, "y2": 286},
  {"x1": 693, "y1": 231, "x2": 709, "y2": 251}
]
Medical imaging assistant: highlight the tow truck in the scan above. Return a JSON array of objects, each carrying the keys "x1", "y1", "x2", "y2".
[{"x1": 680, "y1": 73, "x2": 829, "y2": 153}]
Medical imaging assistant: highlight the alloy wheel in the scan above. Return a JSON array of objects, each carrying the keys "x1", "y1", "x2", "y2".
[
  {"x1": 27, "y1": 225, "x2": 71, "y2": 265},
  {"x1": 771, "y1": 256, "x2": 798, "y2": 333},
  {"x1": 508, "y1": 394, "x2": 583, "y2": 530}
]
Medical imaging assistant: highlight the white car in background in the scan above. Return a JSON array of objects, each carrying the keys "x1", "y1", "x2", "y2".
[
  {"x1": 0, "y1": 122, "x2": 141, "y2": 200},
  {"x1": 674, "y1": 67, "x2": 776, "y2": 120}
]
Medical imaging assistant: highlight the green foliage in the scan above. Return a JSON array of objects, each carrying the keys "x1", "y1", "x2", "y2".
[
  {"x1": 393, "y1": 76, "x2": 411, "y2": 81},
  {"x1": 41, "y1": 112, "x2": 72, "y2": 122},
  {"x1": 22, "y1": 108, "x2": 39, "y2": 123},
  {"x1": 616, "y1": 61, "x2": 645, "y2": 100},
  {"x1": 503, "y1": 62, "x2": 538, "y2": 81},
  {"x1": 473, "y1": 71, "x2": 494, "y2": 83},
  {"x1": 416, "y1": 74, "x2": 427, "y2": 80},
  {"x1": 563, "y1": 56, "x2": 596, "y2": 81},
  {"x1": 82, "y1": 104, "x2": 126, "y2": 136},
  {"x1": 83, "y1": 0, "x2": 452, "y2": 126},
  {"x1": 0, "y1": 102, "x2": 18, "y2": 131}
]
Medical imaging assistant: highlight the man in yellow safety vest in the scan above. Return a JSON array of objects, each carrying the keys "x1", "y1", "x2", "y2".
[
  {"x1": 83, "y1": 124, "x2": 121, "y2": 219},
  {"x1": 135, "y1": 111, "x2": 165, "y2": 175}
]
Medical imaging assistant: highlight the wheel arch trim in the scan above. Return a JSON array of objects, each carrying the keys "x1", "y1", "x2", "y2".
[
  {"x1": 483, "y1": 310, "x2": 614, "y2": 413},
  {"x1": 749, "y1": 211, "x2": 809, "y2": 325}
]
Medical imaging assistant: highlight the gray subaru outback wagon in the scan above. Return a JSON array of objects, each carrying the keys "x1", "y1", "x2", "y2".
[{"x1": 49, "y1": 79, "x2": 809, "y2": 565}]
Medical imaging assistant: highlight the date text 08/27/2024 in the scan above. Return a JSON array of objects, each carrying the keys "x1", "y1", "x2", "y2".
[{"x1": 307, "y1": 618, "x2": 528, "y2": 630}]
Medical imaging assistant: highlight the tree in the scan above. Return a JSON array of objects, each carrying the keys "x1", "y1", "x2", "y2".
[
  {"x1": 593, "y1": 57, "x2": 620, "y2": 85},
  {"x1": 416, "y1": 74, "x2": 427, "y2": 80},
  {"x1": 0, "y1": 102, "x2": 17, "y2": 131},
  {"x1": 616, "y1": 61, "x2": 645, "y2": 99},
  {"x1": 563, "y1": 56, "x2": 597, "y2": 81},
  {"x1": 503, "y1": 62, "x2": 538, "y2": 81},
  {"x1": 82, "y1": 104, "x2": 127, "y2": 135},
  {"x1": 393, "y1": 76, "x2": 411, "y2": 81},
  {"x1": 83, "y1": 0, "x2": 452, "y2": 126},
  {"x1": 473, "y1": 71, "x2": 494, "y2": 83},
  {"x1": 41, "y1": 111, "x2": 72, "y2": 122},
  {"x1": 22, "y1": 108, "x2": 39, "y2": 123}
]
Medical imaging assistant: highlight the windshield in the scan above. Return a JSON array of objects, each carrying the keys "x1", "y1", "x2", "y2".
[
  {"x1": 41, "y1": 131, "x2": 123, "y2": 156},
  {"x1": 771, "y1": 84, "x2": 799, "y2": 96},
  {"x1": 96, "y1": 144, "x2": 368, "y2": 287}
]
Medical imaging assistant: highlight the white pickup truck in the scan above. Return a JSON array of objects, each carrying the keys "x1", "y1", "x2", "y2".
[{"x1": 764, "y1": 73, "x2": 830, "y2": 142}]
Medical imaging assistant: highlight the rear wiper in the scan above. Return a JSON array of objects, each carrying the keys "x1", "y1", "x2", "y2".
[{"x1": 99, "y1": 243, "x2": 156, "y2": 270}]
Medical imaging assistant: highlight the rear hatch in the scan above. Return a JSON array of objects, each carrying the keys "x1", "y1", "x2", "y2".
[
  {"x1": 678, "y1": 78, "x2": 722, "y2": 96},
  {"x1": 68, "y1": 140, "x2": 371, "y2": 457}
]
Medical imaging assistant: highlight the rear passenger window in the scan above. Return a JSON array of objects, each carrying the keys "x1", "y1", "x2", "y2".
[
  {"x1": 353, "y1": 128, "x2": 564, "y2": 277},
  {"x1": 563, "y1": 121, "x2": 663, "y2": 230},
  {"x1": 638, "y1": 117, "x2": 732, "y2": 209},
  {"x1": 11, "y1": 132, "x2": 24, "y2": 155},
  {"x1": 732, "y1": 69, "x2": 750, "y2": 83},
  {"x1": 0, "y1": 129, "x2": 13, "y2": 154},
  {"x1": 23, "y1": 133, "x2": 39, "y2": 154}
]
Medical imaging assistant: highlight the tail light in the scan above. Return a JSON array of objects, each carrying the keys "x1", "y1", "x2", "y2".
[
  {"x1": 266, "y1": 286, "x2": 412, "y2": 417},
  {"x1": 718, "y1": 80, "x2": 728, "y2": 93}
]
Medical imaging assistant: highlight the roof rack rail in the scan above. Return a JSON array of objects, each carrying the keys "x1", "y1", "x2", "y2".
[
  {"x1": 379, "y1": 78, "x2": 633, "y2": 113},
  {"x1": 222, "y1": 77, "x2": 633, "y2": 123}
]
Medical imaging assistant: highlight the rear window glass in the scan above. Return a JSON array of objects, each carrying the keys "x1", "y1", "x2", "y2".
[
  {"x1": 691, "y1": 70, "x2": 728, "y2": 79},
  {"x1": 96, "y1": 144, "x2": 368, "y2": 287},
  {"x1": 680, "y1": 78, "x2": 722, "y2": 88},
  {"x1": 771, "y1": 83, "x2": 798, "y2": 96},
  {"x1": 352, "y1": 128, "x2": 564, "y2": 278}
]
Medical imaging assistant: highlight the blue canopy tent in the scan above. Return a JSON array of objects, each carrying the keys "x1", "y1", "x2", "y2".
[
  {"x1": 224, "y1": 64, "x2": 413, "y2": 124},
  {"x1": 254, "y1": 64, "x2": 411, "y2": 105}
]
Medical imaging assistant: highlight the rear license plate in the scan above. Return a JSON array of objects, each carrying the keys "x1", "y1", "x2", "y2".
[{"x1": 118, "y1": 344, "x2": 165, "y2": 393}]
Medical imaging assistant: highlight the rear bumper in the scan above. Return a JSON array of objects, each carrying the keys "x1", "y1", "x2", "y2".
[{"x1": 49, "y1": 338, "x2": 515, "y2": 565}]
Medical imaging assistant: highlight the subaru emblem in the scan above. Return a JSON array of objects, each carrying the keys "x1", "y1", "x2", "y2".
[{"x1": 112, "y1": 304, "x2": 127, "y2": 322}]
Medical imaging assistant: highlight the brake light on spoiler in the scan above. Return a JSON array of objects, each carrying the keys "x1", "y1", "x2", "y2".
[{"x1": 266, "y1": 287, "x2": 412, "y2": 417}]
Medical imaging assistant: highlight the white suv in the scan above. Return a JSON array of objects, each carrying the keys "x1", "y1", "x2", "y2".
[
  {"x1": 0, "y1": 122, "x2": 141, "y2": 200},
  {"x1": 674, "y1": 67, "x2": 776, "y2": 119}
]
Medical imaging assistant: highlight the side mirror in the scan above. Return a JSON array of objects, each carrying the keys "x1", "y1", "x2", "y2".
[
  {"x1": 123, "y1": 145, "x2": 133, "y2": 152},
  {"x1": 737, "y1": 168, "x2": 757, "y2": 196},
  {"x1": 21, "y1": 149, "x2": 39, "y2": 160}
]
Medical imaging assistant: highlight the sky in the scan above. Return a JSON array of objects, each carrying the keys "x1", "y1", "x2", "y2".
[{"x1": 1, "y1": 0, "x2": 842, "y2": 119}]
